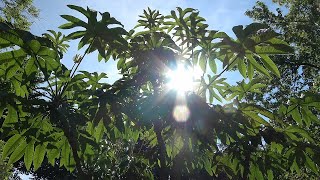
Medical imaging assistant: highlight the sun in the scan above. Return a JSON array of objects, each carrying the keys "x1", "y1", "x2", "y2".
[{"x1": 165, "y1": 64, "x2": 202, "y2": 93}]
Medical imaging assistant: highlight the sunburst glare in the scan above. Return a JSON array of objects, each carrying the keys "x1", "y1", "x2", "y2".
[{"x1": 166, "y1": 64, "x2": 202, "y2": 93}]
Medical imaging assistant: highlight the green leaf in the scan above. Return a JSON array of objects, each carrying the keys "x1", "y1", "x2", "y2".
[
  {"x1": 232, "y1": 25, "x2": 244, "y2": 41},
  {"x1": 60, "y1": 15, "x2": 87, "y2": 28},
  {"x1": 60, "y1": 138, "x2": 71, "y2": 167},
  {"x1": 238, "y1": 59, "x2": 246, "y2": 78},
  {"x1": 0, "y1": 49, "x2": 26, "y2": 64},
  {"x1": 45, "y1": 58, "x2": 60, "y2": 71},
  {"x1": 47, "y1": 148, "x2": 60, "y2": 166},
  {"x1": 249, "y1": 83, "x2": 266, "y2": 91},
  {"x1": 254, "y1": 46, "x2": 291, "y2": 54},
  {"x1": 204, "y1": 158, "x2": 213, "y2": 176},
  {"x1": 0, "y1": 31, "x2": 24, "y2": 47},
  {"x1": 208, "y1": 59, "x2": 217, "y2": 74},
  {"x1": 267, "y1": 169, "x2": 274, "y2": 180},
  {"x1": 27, "y1": 40, "x2": 41, "y2": 53},
  {"x1": 25, "y1": 57, "x2": 36, "y2": 75},
  {"x1": 240, "y1": 104, "x2": 277, "y2": 122},
  {"x1": 246, "y1": 54, "x2": 270, "y2": 77},
  {"x1": 67, "y1": 5, "x2": 90, "y2": 18},
  {"x1": 5, "y1": 105, "x2": 18, "y2": 124},
  {"x1": 285, "y1": 126, "x2": 314, "y2": 143},
  {"x1": 33, "y1": 143, "x2": 47, "y2": 170},
  {"x1": 290, "y1": 158, "x2": 301, "y2": 174},
  {"x1": 0, "y1": 38, "x2": 11, "y2": 48},
  {"x1": 6, "y1": 64, "x2": 20, "y2": 79},
  {"x1": 117, "y1": 57, "x2": 125, "y2": 70},
  {"x1": 38, "y1": 47, "x2": 59, "y2": 59},
  {"x1": 212, "y1": 32, "x2": 229, "y2": 39},
  {"x1": 242, "y1": 111, "x2": 270, "y2": 126},
  {"x1": 209, "y1": 89, "x2": 222, "y2": 102},
  {"x1": 259, "y1": 54, "x2": 280, "y2": 77},
  {"x1": 3, "y1": 134, "x2": 24, "y2": 158},
  {"x1": 250, "y1": 163, "x2": 264, "y2": 180},
  {"x1": 304, "y1": 152, "x2": 319, "y2": 175},
  {"x1": 66, "y1": 31, "x2": 86, "y2": 40},
  {"x1": 59, "y1": 22, "x2": 78, "y2": 29},
  {"x1": 244, "y1": 23, "x2": 268, "y2": 37},
  {"x1": 247, "y1": 61, "x2": 254, "y2": 80},
  {"x1": 301, "y1": 108, "x2": 318, "y2": 125},
  {"x1": 24, "y1": 140, "x2": 35, "y2": 170},
  {"x1": 94, "y1": 120, "x2": 105, "y2": 142},
  {"x1": 199, "y1": 52, "x2": 207, "y2": 72},
  {"x1": 8, "y1": 138, "x2": 27, "y2": 164},
  {"x1": 290, "y1": 108, "x2": 302, "y2": 125}
]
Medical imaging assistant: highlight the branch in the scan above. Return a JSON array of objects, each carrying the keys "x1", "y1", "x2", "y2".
[
  {"x1": 154, "y1": 120, "x2": 167, "y2": 180},
  {"x1": 198, "y1": 53, "x2": 239, "y2": 95},
  {"x1": 58, "y1": 37, "x2": 96, "y2": 97},
  {"x1": 60, "y1": 112, "x2": 89, "y2": 178},
  {"x1": 290, "y1": 62, "x2": 320, "y2": 70},
  {"x1": 34, "y1": 57, "x2": 56, "y2": 97}
]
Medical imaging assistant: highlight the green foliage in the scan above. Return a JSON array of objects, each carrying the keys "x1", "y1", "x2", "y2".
[
  {"x1": 0, "y1": 0, "x2": 39, "y2": 30},
  {"x1": 0, "y1": 4, "x2": 319, "y2": 179},
  {"x1": 245, "y1": 2, "x2": 320, "y2": 178},
  {"x1": 0, "y1": 140, "x2": 13, "y2": 180},
  {"x1": 245, "y1": 0, "x2": 320, "y2": 109}
]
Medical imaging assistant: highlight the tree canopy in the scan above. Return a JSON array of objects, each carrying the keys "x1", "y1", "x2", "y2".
[
  {"x1": 245, "y1": 1, "x2": 320, "y2": 178},
  {"x1": 0, "y1": 4, "x2": 319, "y2": 180},
  {"x1": 0, "y1": 0, "x2": 39, "y2": 30},
  {"x1": 245, "y1": 0, "x2": 320, "y2": 109}
]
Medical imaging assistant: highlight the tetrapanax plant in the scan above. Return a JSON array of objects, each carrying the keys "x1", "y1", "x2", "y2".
[{"x1": 0, "y1": 5, "x2": 319, "y2": 180}]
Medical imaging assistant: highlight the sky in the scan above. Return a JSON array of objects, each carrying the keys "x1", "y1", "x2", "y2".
[{"x1": 22, "y1": 0, "x2": 279, "y2": 179}]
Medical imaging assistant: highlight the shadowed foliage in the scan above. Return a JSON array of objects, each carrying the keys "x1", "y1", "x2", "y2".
[{"x1": 0, "y1": 4, "x2": 319, "y2": 180}]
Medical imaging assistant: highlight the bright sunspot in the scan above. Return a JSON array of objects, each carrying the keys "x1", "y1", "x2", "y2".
[
  {"x1": 166, "y1": 64, "x2": 202, "y2": 93},
  {"x1": 166, "y1": 64, "x2": 202, "y2": 122}
]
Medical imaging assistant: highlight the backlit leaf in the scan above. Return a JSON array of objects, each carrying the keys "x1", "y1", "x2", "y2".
[{"x1": 33, "y1": 143, "x2": 47, "y2": 170}]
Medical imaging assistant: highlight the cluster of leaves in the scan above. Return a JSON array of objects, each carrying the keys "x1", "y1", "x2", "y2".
[
  {"x1": 0, "y1": 0, "x2": 39, "y2": 30},
  {"x1": 0, "y1": 140, "x2": 13, "y2": 180},
  {"x1": 245, "y1": 1, "x2": 320, "y2": 178},
  {"x1": 0, "y1": 4, "x2": 319, "y2": 179},
  {"x1": 245, "y1": 0, "x2": 320, "y2": 110}
]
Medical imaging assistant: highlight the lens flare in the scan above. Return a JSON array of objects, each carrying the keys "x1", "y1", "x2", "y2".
[{"x1": 173, "y1": 105, "x2": 190, "y2": 122}]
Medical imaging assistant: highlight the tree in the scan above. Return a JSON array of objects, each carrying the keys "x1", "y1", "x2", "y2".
[
  {"x1": 245, "y1": 1, "x2": 320, "y2": 178},
  {"x1": 0, "y1": 0, "x2": 39, "y2": 30},
  {"x1": 0, "y1": 4, "x2": 319, "y2": 179},
  {"x1": 245, "y1": 0, "x2": 320, "y2": 110}
]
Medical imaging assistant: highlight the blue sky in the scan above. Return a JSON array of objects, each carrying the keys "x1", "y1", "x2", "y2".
[{"x1": 29, "y1": 0, "x2": 277, "y2": 84}]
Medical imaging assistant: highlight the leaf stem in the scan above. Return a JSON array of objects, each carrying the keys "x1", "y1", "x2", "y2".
[
  {"x1": 198, "y1": 53, "x2": 239, "y2": 95},
  {"x1": 34, "y1": 57, "x2": 56, "y2": 98},
  {"x1": 58, "y1": 37, "x2": 96, "y2": 97}
]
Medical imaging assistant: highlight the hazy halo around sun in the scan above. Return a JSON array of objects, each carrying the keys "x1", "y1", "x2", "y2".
[{"x1": 165, "y1": 63, "x2": 202, "y2": 93}]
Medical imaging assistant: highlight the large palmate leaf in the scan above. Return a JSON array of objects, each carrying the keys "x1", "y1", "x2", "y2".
[
  {"x1": 134, "y1": 7, "x2": 164, "y2": 31},
  {"x1": 165, "y1": 7, "x2": 208, "y2": 47},
  {"x1": 43, "y1": 30, "x2": 70, "y2": 58},
  {"x1": 0, "y1": 22, "x2": 61, "y2": 83},
  {"x1": 216, "y1": 23, "x2": 293, "y2": 79},
  {"x1": 60, "y1": 5, "x2": 128, "y2": 61}
]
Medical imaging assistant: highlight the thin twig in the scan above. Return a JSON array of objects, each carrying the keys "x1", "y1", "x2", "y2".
[
  {"x1": 290, "y1": 62, "x2": 320, "y2": 70},
  {"x1": 34, "y1": 56, "x2": 56, "y2": 97},
  {"x1": 58, "y1": 37, "x2": 96, "y2": 97},
  {"x1": 34, "y1": 90, "x2": 52, "y2": 100},
  {"x1": 198, "y1": 53, "x2": 239, "y2": 95}
]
